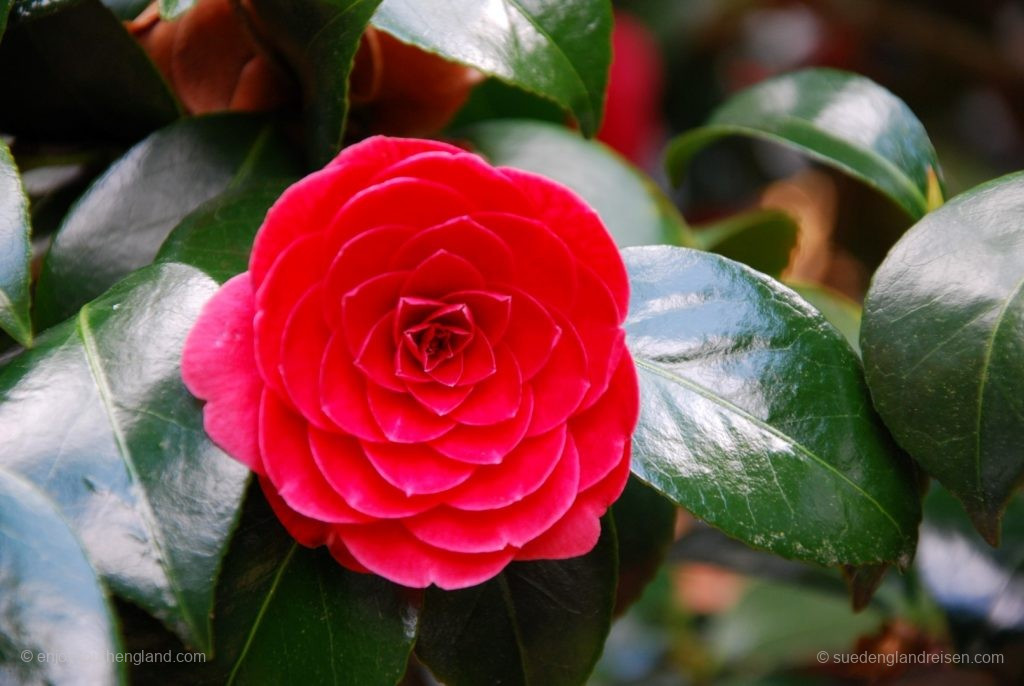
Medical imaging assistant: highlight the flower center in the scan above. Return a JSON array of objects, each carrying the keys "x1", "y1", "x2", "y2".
[{"x1": 398, "y1": 299, "x2": 475, "y2": 373}]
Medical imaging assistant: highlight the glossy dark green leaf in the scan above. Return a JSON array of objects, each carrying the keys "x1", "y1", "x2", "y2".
[
  {"x1": 164, "y1": 487, "x2": 417, "y2": 686},
  {"x1": 156, "y1": 182, "x2": 293, "y2": 283},
  {"x1": 158, "y1": 0, "x2": 191, "y2": 19},
  {"x1": 245, "y1": 0, "x2": 382, "y2": 165},
  {"x1": 98, "y1": 0, "x2": 150, "y2": 19},
  {"x1": 861, "y1": 172, "x2": 1024, "y2": 545},
  {"x1": 0, "y1": 142, "x2": 32, "y2": 347},
  {"x1": 694, "y1": 208, "x2": 798, "y2": 278},
  {"x1": 611, "y1": 476, "x2": 676, "y2": 615},
  {"x1": 624, "y1": 246, "x2": 920, "y2": 567},
  {"x1": 787, "y1": 282, "x2": 862, "y2": 356},
  {"x1": 33, "y1": 115, "x2": 301, "y2": 329},
  {"x1": 0, "y1": 469, "x2": 125, "y2": 686},
  {"x1": 372, "y1": 0, "x2": 611, "y2": 136},
  {"x1": 460, "y1": 119, "x2": 694, "y2": 247},
  {"x1": 0, "y1": 0, "x2": 178, "y2": 141},
  {"x1": 0, "y1": 0, "x2": 11, "y2": 39},
  {"x1": 666, "y1": 69, "x2": 943, "y2": 220},
  {"x1": 0, "y1": 263, "x2": 249, "y2": 652},
  {"x1": 416, "y1": 518, "x2": 618, "y2": 686}
]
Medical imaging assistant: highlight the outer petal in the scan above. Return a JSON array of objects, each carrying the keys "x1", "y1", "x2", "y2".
[
  {"x1": 337, "y1": 520, "x2": 517, "y2": 590},
  {"x1": 254, "y1": 232, "x2": 330, "y2": 390},
  {"x1": 404, "y1": 433, "x2": 580, "y2": 553},
  {"x1": 501, "y1": 167, "x2": 629, "y2": 317},
  {"x1": 370, "y1": 151, "x2": 529, "y2": 214},
  {"x1": 260, "y1": 477, "x2": 333, "y2": 548},
  {"x1": 182, "y1": 272, "x2": 263, "y2": 473},
  {"x1": 573, "y1": 355, "x2": 639, "y2": 491},
  {"x1": 260, "y1": 391, "x2": 371, "y2": 524},
  {"x1": 250, "y1": 136, "x2": 463, "y2": 284}
]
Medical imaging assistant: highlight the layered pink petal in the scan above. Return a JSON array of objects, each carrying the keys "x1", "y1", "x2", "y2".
[
  {"x1": 445, "y1": 426, "x2": 565, "y2": 510},
  {"x1": 450, "y1": 346, "x2": 521, "y2": 425},
  {"x1": 401, "y1": 249, "x2": 486, "y2": 300},
  {"x1": 320, "y1": 333, "x2": 386, "y2": 441},
  {"x1": 354, "y1": 313, "x2": 405, "y2": 392},
  {"x1": 392, "y1": 216, "x2": 514, "y2": 282},
  {"x1": 472, "y1": 212, "x2": 578, "y2": 312},
  {"x1": 279, "y1": 286, "x2": 334, "y2": 429},
  {"x1": 404, "y1": 434, "x2": 580, "y2": 552},
  {"x1": 366, "y1": 383, "x2": 456, "y2": 443},
  {"x1": 371, "y1": 151, "x2": 528, "y2": 214},
  {"x1": 500, "y1": 288, "x2": 561, "y2": 379},
  {"x1": 573, "y1": 356, "x2": 638, "y2": 491},
  {"x1": 445, "y1": 290, "x2": 511, "y2": 343},
  {"x1": 309, "y1": 428, "x2": 442, "y2": 517},
  {"x1": 338, "y1": 520, "x2": 517, "y2": 589},
  {"x1": 431, "y1": 388, "x2": 535, "y2": 464},
  {"x1": 341, "y1": 272, "x2": 406, "y2": 356},
  {"x1": 254, "y1": 232, "x2": 330, "y2": 390},
  {"x1": 324, "y1": 224, "x2": 415, "y2": 328},
  {"x1": 325, "y1": 177, "x2": 474, "y2": 251},
  {"x1": 526, "y1": 316, "x2": 590, "y2": 436},
  {"x1": 570, "y1": 264, "x2": 628, "y2": 410},
  {"x1": 182, "y1": 273, "x2": 264, "y2": 473},
  {"x1": 405, "y1": 379, "x2": 475, "y2": 416},
  {"x1": 500, "y1": 168, "x2": 629, "y2": 317},
  {"x1": 259, "y1": 391, "x2": 371, "y2": 523},
  {"x1": 361, "y1": 440, "x2": 476, "y2": 496}
]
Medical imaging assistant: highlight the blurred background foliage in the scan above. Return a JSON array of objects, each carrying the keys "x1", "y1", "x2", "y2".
[{"x1": 588, "y1": 1, "x2": 1024, "y2": 684}]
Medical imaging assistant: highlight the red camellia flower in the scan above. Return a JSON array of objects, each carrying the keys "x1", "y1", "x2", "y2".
[{"x1": 181, "y1": 136, "x2": 639, "y2": 589}]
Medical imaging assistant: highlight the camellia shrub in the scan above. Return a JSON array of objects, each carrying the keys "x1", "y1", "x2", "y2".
[{"x1": 0, "y1": 1, "x2": 1021, "y2": 685}]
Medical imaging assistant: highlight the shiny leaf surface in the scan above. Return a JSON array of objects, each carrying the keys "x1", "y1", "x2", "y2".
[
  {"x1": 34, "y1": 115, "x2": 300, "y2": 329},
  {"x1": 862, "y1": 172, "x2": 1024, "y2": 544},
  {"x1": 788, "y1": 282, "x2": 862, "y2": 356},
  {"x1": 416, "y1": 518, "x2": 618, "y2": 686},
  {"x1": 245, "y1": 0, "x2": 382, "y2": 165},
  {"x1": 158, "y1": 0, "x2": 191, "y2": 19},
  {"x1": 666, "y1": 68, "x2": 943, "y2": 220},
  {"x1": 0, "y1": 142, "x2": 32, "y2": 347},
  {"x1": 172, "y1": 488, "x2": 418, "y2": 685},
  {"x1": 0, "y1": 264, "x2": 249, "y2": 651},
  {"x1": 156, "y1": 182, "x2": 292, "y2": 283},
  {"x1": 460, "y1": 119, "x2": 693, "y2": 247},
  {"x1": 372, "y1": 0, "x2": 611, "y2": 136},
  {"x1": 694, "y1": 208, "x2": 798, "y2": 278},
  {"x1": 624, "y1": 246, "x2": 920, "y2": 567},
  {"x1": 0, "y1": 469, "x2": 124, "y2": 686},
  {"x1": 0, "y1": 0, "x2": 178, "y2": 141}
]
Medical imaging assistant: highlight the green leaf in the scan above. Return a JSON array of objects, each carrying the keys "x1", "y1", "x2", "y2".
[
  {"x1": 624, "y1": 246, "x2": 920, "y2": 568},
  {"x1": 0, "y1": 142, "x2": 32, "y2": 347},
  {"x1": 861, "y1": 172, "x2": 1024, "y2": 545},
  {"x1": 0, "y1": 263, "x2": 250, "y2": 652},
  {"x1": 372, "y1": 0, "x2": 611, "y2": 136},
  {"x1": 0, "y1": 469, "x2": 125, "y2": 686},
  {"x1": 459, "y1": 119, "x2": 694, "y2": 247},
  {"x1": 694, "y1": 208, "x2": 798, "y2": 278},
  {"x1": 416, "y1": 518, "x2": 618, "y2": 686},
  {"x1": 611, "y1": 476, "x2": 676, "y2": 615},
  {"x1": 158, "y1": 0, "x2": 191, "y2": 19},
  {"x1": 0, "y1": 0, "x2": 11, "y2": 39},
  {"x1": 33, "y1": 115, "x2": 301, "y2": 330},
  {"x1": 666, "y1": 68, "x2": 943, "y2": 220},
  {"x1": 157, "y1": 182, "x2": 294, "y2": 283},
  {"x1": 0, "y1": 0, "x2": 178, "y2": 141},
  {"x1": 787, "y1": 282, "x2": 862, "y2": 356},
  {"x1": 245, "y1": 0, "x2": 383, "y2": 165},
  {"x1": 171, "y1": 487, "x2": 417, "y2": 685}
]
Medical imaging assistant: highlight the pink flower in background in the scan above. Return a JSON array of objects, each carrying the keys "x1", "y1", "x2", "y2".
[
  {"x1": 182, "y1": 136, "x2": 638, "y2": 589},
  {"x1": 598, "y1": 12, "x2": 665, "y2": 167}
]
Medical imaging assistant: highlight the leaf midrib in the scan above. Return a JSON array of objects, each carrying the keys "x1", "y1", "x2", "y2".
[
  {"x1": 634, "y1": 356, "x2": 905, "y2": 536},
  {"x1": 76, "y1": 303, "x2": 197, "y2": 643},
  {"x1": 973, "y1": 274, "x2": 1024, "y2": 497}
]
